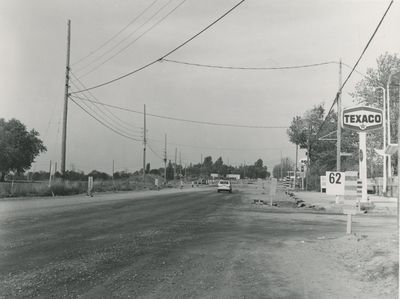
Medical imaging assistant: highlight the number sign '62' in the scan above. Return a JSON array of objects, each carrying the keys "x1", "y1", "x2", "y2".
[{"x1": 325, "y1": 172, "x2": 345, "y2": 195}]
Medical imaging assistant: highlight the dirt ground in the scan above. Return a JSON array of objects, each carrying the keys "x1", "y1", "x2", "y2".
[
  {"x1": 0, "y1": 184, "x2": 398, "y2": 298},
  {"x1": 243, "y1": 183, "x2": 399, "y2": 298}
]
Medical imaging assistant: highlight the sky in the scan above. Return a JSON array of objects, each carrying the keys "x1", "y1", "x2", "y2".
[{"x1": 1, "y1": 0, "x2": 399, "y2": 174}]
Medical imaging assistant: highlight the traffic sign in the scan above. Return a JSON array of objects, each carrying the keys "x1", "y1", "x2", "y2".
[
  {"x1": 342, "y1": 106, "x2": 383, "y2": 132},
  {"x1": 325, "y1": 171, "x2": 345, "y2": 195}
]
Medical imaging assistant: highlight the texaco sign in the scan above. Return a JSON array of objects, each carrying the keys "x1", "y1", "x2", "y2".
[{"x1": 342, "y1": 106, "x2": 383, "y2": 131}]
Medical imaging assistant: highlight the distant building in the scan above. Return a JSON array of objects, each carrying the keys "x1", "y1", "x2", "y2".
[{"x1": 226, "y1": 174, "x2": 240, "y2": 180}]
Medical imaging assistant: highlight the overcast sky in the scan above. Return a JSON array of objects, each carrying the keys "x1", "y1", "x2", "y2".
[{"x1": 1, "y1": 0, "x2": 399, "y2": 174}]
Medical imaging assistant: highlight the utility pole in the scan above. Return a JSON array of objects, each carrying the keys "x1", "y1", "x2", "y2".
[
  {"x1": 174, "y1": 147, "x2": 177, "y2": 180},
  {"x1": 164, "y1": 134, "x2": 167, "y2": 184},
  {"x1": 280, "y1": 152, "x2": 283, "y2": 180},
  {"x1": 179, "y1": 151, "x2": 182, "y2": 176},
  {"x1": 337, "y1": 59, "x2": 342, "y2": 172},
  {"x1": 306, "y1": 123, "x2": 312, "y2": 191},
  {"x1": 200, "y1": 154, "x2": 203, "y2": 178},
  {"x1": 294, "y1": 144, "x2": 298, "y2": 188},
  {"x1": 61, "y1": 20, "x2": 71, "y2": 175},
  {"x1": 48, "y1": 160, "x2": 52, "y2": 187},
  {"x1": 112, "y1": 160, "x2": 115, "y2": 189},
  {"x1": 143, "y1": 104, "x2": 146, "y2": 184}
]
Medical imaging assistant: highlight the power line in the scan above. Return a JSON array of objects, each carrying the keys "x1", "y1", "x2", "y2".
[
  {"x1": 71, "y1": 0, "x2": 160, "y2": 66},
  {"x1": 70, "y1": 72, "x2": 143, "y2": 131},
  {"x1": 75, "y1": 0, "x2": 174, "y2": 74},
  {"x1": 161, "y1": 59, "x2": 338, "y2": 70},
  {"x1": 316, "y1": 0, "x2": 394, "y2": 137},
  {"x1": 70, "y1": 0, "x2": 245, "y2": 94},
  {"x1": 69, "y1": 97, "x2": 142, "y2": 142},
  {"x1": 148, "y1": 143, "x2": 164, "y2": 160},
  {"x1": 78, "y1": 0, "x2": 187, "y2": 78},
  {"x1": 71, "y1": 95, "x2": 287, "y2": 129},
  {"x1": 69, "y1": 81, "x2": 143, "y2": 138},
  {"x1": 162, "y1": 58, "x2": 368, "y2": 78}
]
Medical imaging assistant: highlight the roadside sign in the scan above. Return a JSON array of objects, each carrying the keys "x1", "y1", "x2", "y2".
[
  {"x1": 342, "y1": 106, "x2": 383, "y2": 132},
  {"x1": 320, "y1": 176, "x2": 326, "y2": 193},
  {"x1": 325, "y1": 171, "x2": 345, "y2": 195}
]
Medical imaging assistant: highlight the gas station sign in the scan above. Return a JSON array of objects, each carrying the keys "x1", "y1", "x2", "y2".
[{"x1": 342, "y1": 106, "x2": 383, "y2": 132}]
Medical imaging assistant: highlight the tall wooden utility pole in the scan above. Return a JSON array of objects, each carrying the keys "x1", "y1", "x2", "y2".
[
  {"x1": 174, "y1": 148, "x2": 177, "y2": 180},
  {"x1": 294, "y1": 144, "x2": 298, "y2": 188},
  {"x1": 179, "y1": 151, "x2": 182, "y2": 176},
  {"x1": 336, "y1": 59, "x2": 342, "y2": 172},
  {"x1": 143, "y1": 104, "x2": 146, "y2": 184},
  {"x1": 61, "y1": 20, "x2": 71, "y2": 175},
  {"x1": 164, "y1": 134, "x2": 167, "y2": 184},
  {"x1": 336, "y1": 60, "x2": 343, "y2": 204}
]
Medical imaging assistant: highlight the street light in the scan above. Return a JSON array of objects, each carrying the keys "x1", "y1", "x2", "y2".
[
  {"x1": 386, "y1": 69, "x2": 400, "y2": 196},
  {"x1": 374, "y1": 86, "x2": 387, "y2": 194}
]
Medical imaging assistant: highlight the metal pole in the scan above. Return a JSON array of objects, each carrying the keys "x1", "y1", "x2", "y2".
[
  {"x1": 112, "y1": 159, "x2": 115, "y2": 189},
  {"x1": 61, "y1": 20, "x2": 71, "y2": 175},
  {"x1": 387, "y1": 74, "x2": 392, "y2": 180},
  {"x1": 337, "y1": 59, "x2": 342, "y2": 172},
  {"x1": 143, "y1": 104, "x2": 146, "y2": 184},
  {"x1": 280, "y1": 151, "x2": 283, "y2": 180},
  {"x1": 164, "y1": 134, "x2": 167, "y2": 184},
  {"x1": 174, "y1": 148, "x2": 177, "y2": 180},
  {"x1": 48, "y1": 160, "x2": 52, "y2": 188},
  {"x1": 383, "y1": 86, "x2": 387, "y2": 195},
  {"x1": 397, "y1": 75, "x2": 400, "y2": 230},
  {"x1": 294, "y1": 144, "x2": 298, "y2": 188}
]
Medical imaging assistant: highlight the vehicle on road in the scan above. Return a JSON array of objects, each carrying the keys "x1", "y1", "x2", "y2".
[{"x1": 217, "y1": 180, "x2": 232, "y2": 193}]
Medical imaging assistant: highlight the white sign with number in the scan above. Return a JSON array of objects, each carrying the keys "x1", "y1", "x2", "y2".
[{"x1": 325, "y1": 172, "x2": 345, "y2": 195}]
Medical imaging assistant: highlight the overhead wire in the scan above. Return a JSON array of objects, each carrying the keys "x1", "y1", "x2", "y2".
[
  {"x1": 69, "y1": 97, "x2": 142, "y2": 142},
  {"x1": 70, "y1": 72, "x2": 143, "y2": 132},
  {"x1": 71, "y1": 95, "x2": 287, "y2": 129},
  {"x1": 70, "y1": 0, "x2": 245, "y2": 94},
  {"x1": 147, "y1": 143, "x2": 165, "y2": 160},
  {"x1": 69, "y1": 81, "x2": 143, "y2": 138},
  {"x1": 75, "y1": 0, "x2": 174, "y2": 75},
  {"x1": 78, "y1": 0, "x2": 188, "y2": 79},
  {"x1": 71, "y1": 0, "x2": 160, "y2": 67},
  {"x1": 315, "y1": 0, "x2": 394, "y2": 137},
  {"x1": 161, "y1": 59, "x2": 338, "y2": 70}
]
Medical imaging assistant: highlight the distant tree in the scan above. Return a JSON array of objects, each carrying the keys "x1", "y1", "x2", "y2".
[
  {"x1": 150, "y1": 168, "x2": 161, "y2": 176},
  {"x1": 202, "y1": 156, "x2": 213, "y2": 175},
  {"x1": 63, "y1": 170, "x2": 86, "y2": 181},
  {"x1": 32, "y1": 171, "x2": 50, "y2": 181},
  {"x1": 213, "y1": 157, "x2": 224, "y2": 174},
  {"x1": 0, "y1": 118, "x2": 46, "y2": 181},
  {"x1": 351, "y1": 52, "x2": 400, "y2": 175},
  {"x1": 272, "y1": 157, "x2": 294, "y2": 179},
  {"x1": 88, "y1": 170, "x2": 110, "y2": 180}
]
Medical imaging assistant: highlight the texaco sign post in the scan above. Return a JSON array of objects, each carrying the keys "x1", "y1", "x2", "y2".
[{"x1": 342, "y1": 106, "x2": 383, "y2": 202}]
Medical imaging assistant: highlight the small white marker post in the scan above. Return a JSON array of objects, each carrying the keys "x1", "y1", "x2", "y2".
[
  {"x1": 343, "y1": 207, "x2": 357, "y2": 234},
  {"x1": 269, "y1": 178, "x2": 277, "y2": 206},
  {"x1": 87, "y1": 176, "x2": 93, "y2": 197}
]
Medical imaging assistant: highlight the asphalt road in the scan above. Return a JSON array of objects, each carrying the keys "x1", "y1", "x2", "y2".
[{"x1": 0, "y1": 188, "x2": 395, "y2": 298}]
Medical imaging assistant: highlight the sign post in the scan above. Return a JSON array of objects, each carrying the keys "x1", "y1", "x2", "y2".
[
  {"x1": 342, "y1": 106, "x2": 383, "y2": 203},
  {"x1": 269, "y1": 178, "x2": 277, "y2": 206},
  {"x1": 326, "y1": 171, "x2": 345, "y2": 196}
]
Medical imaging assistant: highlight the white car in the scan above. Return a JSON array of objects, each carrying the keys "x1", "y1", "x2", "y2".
[{"x1": 217, "y1": 180, "x2": 232, "y2": 193}]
